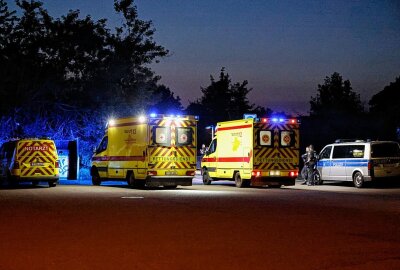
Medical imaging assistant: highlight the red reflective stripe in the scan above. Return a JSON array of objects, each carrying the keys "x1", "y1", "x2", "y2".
[
  {"x1": 109, "y1": 122, "x2": 144, "y2": 127},
  {"x1": 202, "y1": 157, "x2": 216, "y2": 162},
  {"x1": 202, "y1": 153, "x2": 252, "y2": 163},
  {"x1": 92, "y1": 156, "x2": 146, "y2": 161},
  {"x1": 217, "y1": 124, "x2": 252, "y2": 131}
]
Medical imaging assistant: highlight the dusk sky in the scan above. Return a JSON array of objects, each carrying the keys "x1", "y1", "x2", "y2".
[{"x1": 7, "y1": 0, "x2": 400, "y2": 115}]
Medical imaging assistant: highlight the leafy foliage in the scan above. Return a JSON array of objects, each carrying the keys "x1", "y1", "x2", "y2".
[
  {"x1": 0, "y1": 0, "x2": 181, "y2": 169},
  {"x1": 187, "y1": 68, "x2": 268, "y2": 146},
  {"x1": 369, "y1": 76, "x2": 400, "y2": 139},
  {"x1": 310, "y1": 72, "x2": 364, "y2": 116}
]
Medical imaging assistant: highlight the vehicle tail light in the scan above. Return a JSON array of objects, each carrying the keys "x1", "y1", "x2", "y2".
[
  {"x1": 252, "y1": 170, "x2": 261, "y2": 177},
  {"x1": 55, "y1": 161, "x2": 60, "y2": 168},
  {"x1": 147, "y1": 171, "x2": 157, "y2": 176},
  {"x1": 186, "y1": 171, "x2": 195, "y2": 176},
  {"x1": 289, "y1": 171, "x2": 298, "y2": 177},
  {"x1": 368, "y1": 161, "x2": 374, "y2": 176}
]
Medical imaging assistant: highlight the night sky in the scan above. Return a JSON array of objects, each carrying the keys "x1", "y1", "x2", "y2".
[{"x1": 6, "y1": 0, "x2": 400, "y2": 115}]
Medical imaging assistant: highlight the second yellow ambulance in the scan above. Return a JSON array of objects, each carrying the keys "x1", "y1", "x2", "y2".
[{"x1": 201, "y1": 116, "x2": 300, "y2": 188}]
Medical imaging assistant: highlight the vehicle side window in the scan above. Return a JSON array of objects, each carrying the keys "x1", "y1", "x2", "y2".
[
  {"x1": 207, "y1": 139, "x2": 217, "y2": 155},
  {"x1": 348, "y1": 145, "x2": 365, "y2": 158},
  {"x1": 319, "y1": 146, "x2": 332, "y2": 159},
  {"x1": 332, "y1": 145, "x2": 364, "y2": 158},
  {"x1": 371, "y1": 143, "x2": 400, "y2": 158},
  {"x1": 97, "y1": 137, "x2": 108, "y2": 153},
  {"x1": 332, "y1": 145, "x2": 349, "y2": 158}
]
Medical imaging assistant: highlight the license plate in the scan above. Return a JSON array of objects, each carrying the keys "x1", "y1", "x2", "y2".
[
  {"x1": 31, "y1": 162, "x2": 44, "y2": 166},
  {"x1": 165, "y1": 171, "x2": 177, "y2": 176},
  {"x1": 383, "y1": 164, "x2": 395, "y2": 167}
]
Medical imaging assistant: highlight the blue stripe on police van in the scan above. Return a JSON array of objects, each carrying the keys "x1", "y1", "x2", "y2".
[{"x1": 318, "y1": 159, "x2": 369, "y2": 167}]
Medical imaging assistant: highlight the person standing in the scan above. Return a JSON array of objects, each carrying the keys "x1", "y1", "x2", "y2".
[
  {"x1": 300, "y1": 146, "x2": 309, "y2": 185},
  {"x1": 306, "y1": 145, "x2": 317, "y2": 186}
]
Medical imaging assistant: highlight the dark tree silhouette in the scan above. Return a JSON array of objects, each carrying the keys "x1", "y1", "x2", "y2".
[
  {"x1": 310, "y1": 72, "x2": 364, "y2": 116},
  {"x1": 369, "y1": 76, "x2": 400, "y2": 140},
  {"x1": 0, "y1": 0, "x2": 177, "y2": 170},
  {"x1": 187, "y1": 68, "x2": 267, "y2": 146},
  {"x1": 148, "y1": 85, "x2": 184, "y2": 114},
  {"x1": 302, "y1": 72, "x2": 367, "y2": 152}
]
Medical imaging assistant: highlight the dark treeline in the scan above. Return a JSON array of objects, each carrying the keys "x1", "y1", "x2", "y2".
[
  {"x1": 1, "y1": 0, "x2": 399, "y2": 166},
  {"x1": 301, "y1": 72, "x2": 400, "y2": 152},
  {"x1": 0, "y1": 0, "x2": 180, "y2": 165}
]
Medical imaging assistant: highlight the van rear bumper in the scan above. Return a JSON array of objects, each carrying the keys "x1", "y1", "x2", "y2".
[
  {"x1": 12, "y1": 176, "x2": 59, "y2": 182},
  {"x1": 146, "y1": 176, "x2": 193, "y2": 187},
  {"x1": 364, "y1": 175, "x2": 372, "y2": 182},
  {"x1": 251, "y1": 176, "x2": 296, "y2": 187}
]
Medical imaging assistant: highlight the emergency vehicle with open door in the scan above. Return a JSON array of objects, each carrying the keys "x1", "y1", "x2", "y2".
[
  {"x1": 0, "y1": 138, "x2": 60, "y2": 187},
  {"x1": 91, "y1": 114, "x2": 198, "y2": 188},
  {"x1": 201, "y1": 116, "x2": 300, "y2": 188}
]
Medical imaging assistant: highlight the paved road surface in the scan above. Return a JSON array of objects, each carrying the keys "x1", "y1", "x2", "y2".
[{"x1": 0, "y1": 177, "x2": 399, "y2": 270}]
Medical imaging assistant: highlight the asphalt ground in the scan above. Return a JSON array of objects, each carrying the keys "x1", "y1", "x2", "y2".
[{"x1": 0, "y1": 175, "x2": 399, "y2": 270}]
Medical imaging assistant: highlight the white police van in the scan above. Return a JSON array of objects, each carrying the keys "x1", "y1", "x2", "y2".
[{"x1": 316, "y1": 140, "x2": 400, "y2": 188}]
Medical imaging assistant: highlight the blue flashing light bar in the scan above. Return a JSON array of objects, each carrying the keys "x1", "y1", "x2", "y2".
[
  {"x1": 148, "y1": 113, "x2": 199, "y2": 120},
  {"x1": 258, "y1": 117, "x2": 299, "y2": 125}
]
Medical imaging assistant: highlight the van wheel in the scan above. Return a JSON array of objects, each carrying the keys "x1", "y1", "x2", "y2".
[
  {"x1": 7, "y1": 172, "x2": 18, "y2": 187},
  {"x1": 127, "y1": 172, "x2": 145, "y2": 188},
  {"x1": 92, "y1": 173, "x2": 101, "y2": 186},
  {"x1": 235, "y1": 172, "x2": 247, "y2": 188},
  {"x1": 48, "y1": 181, "x2": 57, "y2": 187},
  {"x1": 202, "y1": 170, "x2": 212, "y2": 185},
  {"x1": 353, "y1": 172, "x2": 364, "y2": 188},
  {"x1": 8, "y1": 179, "x2": 18, "y2": 187},
  {"x1": 313, "y1": 171, "x2": 323, "y2": 185}
]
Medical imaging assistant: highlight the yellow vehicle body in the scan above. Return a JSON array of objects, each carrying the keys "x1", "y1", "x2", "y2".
[
  {"x1": 91, "y1": 114, "x2": 198, "y2": 187},
  {"x1": 0, "y1": 139, "x2": 59, "y2": 187},
  {"x1": 201, "y1": 117, "x2": 300, "y2": 188}
]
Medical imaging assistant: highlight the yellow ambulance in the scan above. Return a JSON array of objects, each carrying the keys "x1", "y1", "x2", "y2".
[
  {"x1": 91, "y1": 114, "x2": 198, "y2": 188},
  {"x1": 0, "y1": 138, "x2": 60, "y2": 187},
  {"x1": 201, "y1": 116, "x2": 300, "y2": 188}
]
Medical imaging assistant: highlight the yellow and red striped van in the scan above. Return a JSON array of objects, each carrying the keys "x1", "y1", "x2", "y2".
[
  {"x1": 0, "y1": 139, "x2": 59, "y2": 187},
  {"x1": 201, "y1": 116, "x2": 300, "y2": 188},
  {"x1": 91, "y1": 114, "x2": 198, "y2": 188}
]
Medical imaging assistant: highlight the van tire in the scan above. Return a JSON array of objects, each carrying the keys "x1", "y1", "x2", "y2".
[
  {"x1": 7, "y1": 172, "x2": 18, "y2": 187},
  {"x1": 353, "y1": 172, "x2": 364, "y2": 188},
  {"x1": 234, "y1": 172, "x2": 250, "y2": 188},
  {"x1": 202, "y1": 170, "x2": 212, "y2": 185},
  {"x1": 127, "y1": 172, "x2": 145, "y2": 188},
  {"x1": 313, "y1": 171, "x2": 323, "y2": 185},
  {"x1": 91, "y1": 168, "x2": 102, "y2": 186},
  {"x1": 48, "y1": 181, "x2": 57, "y2": 187}
]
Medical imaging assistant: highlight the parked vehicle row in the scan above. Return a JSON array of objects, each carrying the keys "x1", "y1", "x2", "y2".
[{"x1": 1, "y1": 114, "x2": 399, "y2": 189}]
